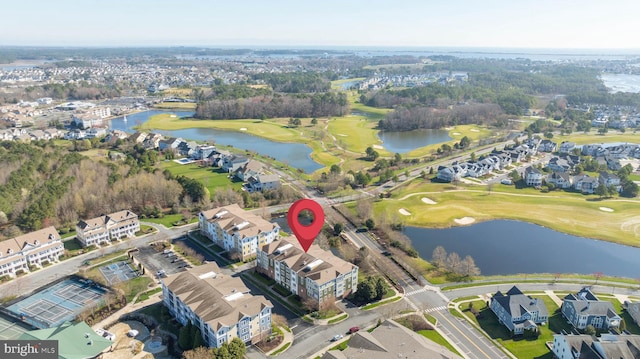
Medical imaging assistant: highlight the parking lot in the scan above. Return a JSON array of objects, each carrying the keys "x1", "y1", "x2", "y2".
[{"x1": 133, "y1": 245, "x2": 189, "y2": 279}]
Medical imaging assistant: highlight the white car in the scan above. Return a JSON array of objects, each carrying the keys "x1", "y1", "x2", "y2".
[
  {"x1": 501, "y1": 178, "x2": 513, "y2": 185},
  {"x1": 331, "y1": 334, "x2": 343, "y2": 342},
  {"x1": 127, "y1": 329, "x2": 139, "y2": 338}
]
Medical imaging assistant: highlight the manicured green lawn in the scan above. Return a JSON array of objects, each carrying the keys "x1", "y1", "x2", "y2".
[
  {"x1": 143, "y1": 214, "x2": 198, "y2": 227},
  {"x1": 160, "y1": 161, "x2": 243, "y2": 194},
  {"x1": 461, "y1": 296, "x2": 571, "y2": 359}
]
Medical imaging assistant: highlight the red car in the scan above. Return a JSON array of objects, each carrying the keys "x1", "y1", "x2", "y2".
[{"x1": 349, "y1": 326, "x2": 360, "y2": 334}]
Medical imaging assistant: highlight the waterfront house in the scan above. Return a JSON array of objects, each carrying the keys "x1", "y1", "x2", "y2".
[
  {"x1": 234, "y1": 160, "x2": 264, "y2": 181},
  {"x1": 561, "y1": 287, "x2": 621, "y2": 330},
  {"x1": 221, "y1": 154, "x2": 249, "y2": 173},
  {"x1": 573, "y1": 175, "x2": 599, "y2": 194},
  {"x1": 524, "y1": 166, "x2": 543, "y2": 187},
  {"x1": 546, "y1": 172, "x2": 572, "y2": 189},
  {"x1": 490, "y1": 286, "x2": 548, "y2": 335}
]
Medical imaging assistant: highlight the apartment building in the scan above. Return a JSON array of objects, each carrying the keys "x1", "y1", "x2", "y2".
[
  {"x1": 198, "y1": 204, "x2": 279, "y2": 261},
  {"x1": 257, "y1": 239, "x2": 358, "y2": 310},
  {"x1": 161, "y1": 262, "x2": 272, "y2": 348},
  {"x1": 0, "y1": 226, "x2": 64, "y2": 278},
  {"x1": 76, "y1": 210, "x2": 140, "y2": 247}
]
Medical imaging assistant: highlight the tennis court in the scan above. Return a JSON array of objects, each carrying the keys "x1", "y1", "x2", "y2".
[
  {"x1": 99, "y1": 260, "x2": 139, "y2": 285},
  {"x1": 0, "y1": 315, "x2": 29, "y2": 340},
  {"x1": 4, "y1": 277, "x2": 107, "y2": 329}
]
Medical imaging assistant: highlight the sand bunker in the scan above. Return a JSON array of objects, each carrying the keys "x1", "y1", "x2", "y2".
[
  {"x1": 399, "y1": 208, "x2": 411, "y2": 216},
  {"x1": 421, "y1": 197, "x2": 437, "y2": 204},
  {"x1": 470, "y1": 129, "x2": 480, "y2": 132},
  {"x1": 599, "y1": 207, "x2": 614, "y2": 212},
  {"x1": 337, "y1": 134, "x2": 348, "y2": 137},
  {"x1": 373, "y1": 145, "x2": 384, "y2": 149},
  {"x1": 454, "y1": 217, "x2": 475, "y2": 225},
  {"x1": 169, "y1": 115, "x2": 176, "y2": 118},
  {"x1": 240, "y1": 127, "x2": 247, "y2": 131},
  {"x1": 452, "y1": 132, "x2": 461, "y2": 135}
]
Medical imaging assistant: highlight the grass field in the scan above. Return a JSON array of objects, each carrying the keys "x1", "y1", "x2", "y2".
[
  {"x1": 562, "y1": 129, "x2": 640, "y2": 145},
  {"x1": 417, "y1": 330, "x2": 461, "y2": 357},
  {"x1": 375, "y1": 179, "x2": 640, "y2": 246},
  {"x1": 160, "y1": 160, "x2": 243, "y2": 194},
  {"x1": 153, "y1": 102, "x2": 197, "y2": 110},
  {"x1": 143, "y1": 214, "x2": 199, "y2": 227}
]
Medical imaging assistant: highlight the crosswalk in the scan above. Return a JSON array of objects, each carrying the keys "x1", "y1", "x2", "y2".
[
  {"x1": 424, "y1": 305, "x2": 448, "y2": 313},
  {"x1": 405, "y1": 287, "x2": 428, "y2": 296}
]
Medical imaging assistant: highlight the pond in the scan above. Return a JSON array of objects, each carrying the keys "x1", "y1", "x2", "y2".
[
  {"x1": 404, "y1": 220, "x2": 640, "y2": 277},
  {"x1": 109, "y1": 110, "x2": 323, "y2": 173},
  {"x1": 378, "y1": 129, "x2": 451, "y2": 154}
]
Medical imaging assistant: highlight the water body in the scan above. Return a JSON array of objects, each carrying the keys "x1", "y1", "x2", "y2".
[
  {"x1": 601, "y1": 74, "x2": 640, "y2": 93},
  {"x1": 404, "y1": 220, "x2": 640, "y2": 277},
  {"x1": 378, "y1": 129, "x2": 451, "y2": 154},
  {"x1": 109, "y1": 110, "x2": 323, "y2": 173}
]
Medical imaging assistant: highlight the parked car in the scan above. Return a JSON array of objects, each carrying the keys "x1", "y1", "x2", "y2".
[
  {"x1": 331, "y1": 334, "x2": 343, "y2": 342},
  {"x1": 349, "y1": 326, "x2": 360, "y2": 334},
  {"x1": 501, "y1": 178, "x2": 513, "y2": 185}
]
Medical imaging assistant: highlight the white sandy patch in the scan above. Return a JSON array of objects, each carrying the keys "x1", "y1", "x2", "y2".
[
  {"x1": 454, "y1": 217, "x2": 475, "y2": 225},
  {"x1": 337, "y1": 134, "x2": 348, "y2": 137},
  {"x1": 444, "y1": 127, "x2": 454, "y2": 130},
  {"x1": 421, "y1": 197, "x2": 437, "y2": 204},
  {"x1": 399, "y1": 208, "x2": 411, "y2": 216},
  {"x1": 373, "y1": 145, "x2": 384, "y2": 149},
  {"x1": 452, "y1": 132, "x2": 461, "y2": 135},
  {"x1": 169, "y1": 115, "x2": 177, "y2": 118},
  {"x1": 470, "y1": 129, "x2": 480, "y2": 132},
  {"x1": 240, "y1": 127, "x2": 247, "y2": 131},
  {"x1": 599, "y1": 207, "x2": 614, "y2": 212}
]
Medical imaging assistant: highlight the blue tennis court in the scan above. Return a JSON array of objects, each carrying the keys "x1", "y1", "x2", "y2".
[{"x1": 4, "y1": 277, "x2": 107, "y2": 329}]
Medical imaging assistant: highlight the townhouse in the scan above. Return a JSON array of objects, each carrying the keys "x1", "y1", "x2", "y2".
[
  {"x1": 257, "y1": 239, "x2": 358, "y2": 310},
  {"x1": 0, "y1": 226, "x2": 64, "y2": 278},
  {"x1": 198, "y1": 204, "x2": 280, "y2": 261},
  {"x1": 76, "y1": 210, "x2": 140, "y2": 247},
  {"x1": 161, "y1": 262, "x2": 272, "y2": 348}
]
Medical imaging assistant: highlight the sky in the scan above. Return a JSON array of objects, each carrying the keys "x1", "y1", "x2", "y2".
[{"x1": 3, "y1": 0, "x2": 640, "y2": 49}]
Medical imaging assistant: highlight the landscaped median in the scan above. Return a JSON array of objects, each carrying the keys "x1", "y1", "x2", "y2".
[{"x1": 362, "y1": 295, "x2": 402, "y2": 310}]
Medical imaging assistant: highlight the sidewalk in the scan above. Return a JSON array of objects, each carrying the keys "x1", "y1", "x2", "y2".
[{"x1": 264, "y1": 326, "x2": 294, "y2": 356}]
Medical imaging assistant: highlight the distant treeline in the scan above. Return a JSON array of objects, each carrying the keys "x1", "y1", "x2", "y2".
[
  {"x1": 195, "y1": 92, "x2": 349, "y2": 119},
  {"x1": 379, "y1": 103, "x2": 502, "y2": 131},
  {"x1": 252, "y1": 72, "x2": 333, "y2": 93}
]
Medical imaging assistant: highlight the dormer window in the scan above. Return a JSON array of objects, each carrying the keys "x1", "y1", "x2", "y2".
[
  {"x1": 34, "y1": 240, "x2": 39, "y2": 245},
  {"x1": 48, "y1": 234, "x2": 54, "y2": 240},
  {"x1": 7, "y1": 249, "x2": 13, "y2": 255}
]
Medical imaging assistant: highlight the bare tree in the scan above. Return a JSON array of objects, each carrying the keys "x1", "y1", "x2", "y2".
[
  {"x1": 459, "y1": 255, "x2": 480, "y2": 277},
  {"x1": 355, "y1": 198, "x2": 373, "y2": 221},
  {"x1": 431, "y1": 246, "x2": 447, "y2": 268},
  {"x1": 445, "y1": 252, "x2": 461, "y2": 273}
]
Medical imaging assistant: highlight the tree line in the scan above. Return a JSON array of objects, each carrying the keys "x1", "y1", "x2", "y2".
[
  {"x1": 252, "y1": 72, "x2": 332, "y2": 93},
  {"x1": 195, "y1": 92, "x2": 348, "y2": 120},
  {"x1": 378, "y1": 103, "x2": 502, "y2": 131},
  {"x1": 431, "y1": 246, "x2": 480, "y2": 279}
]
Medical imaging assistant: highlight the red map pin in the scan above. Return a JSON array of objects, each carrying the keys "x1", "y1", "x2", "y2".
[{"x1": 287, "y1": 199, "x2": 324, "y2": 253}]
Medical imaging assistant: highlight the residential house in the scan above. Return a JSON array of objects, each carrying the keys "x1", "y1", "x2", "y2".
[
  {"x1": 222, "y1": 154, "x2": 249, "y2": 173},
  {"x1": 582, "y1": 144, "x2": 602, "y2": 156},
  {"x1": 561, "y1": 287, "x2": 621, "y2": 330},
  {"x1": 436, "y1": 166, "x2": 459, "y2": 182},
  {"x1": 257, "y1": 239, "x2": 358, "y2": 310},
  {"x1": 524, "y1": 166, "x2": 543, "y2": 187},
  {"x1": 143, "y1": 133, "x2": 163, "y2": 149},
  {"x1": 546, "y1": 172, "x2": 572, "y2": 189},
  {"x1": 0, "y1": 226, "x2": 64, "y2": 278},
  {"x1": 76, "y1": 210, "x2": 140, "y2": 247},
  {"x1": 598, "y1": 172, "x2": 621, "y2": 192},
  {"x1": 178, "y1": 141, "x2": 198, "y2": 157},
  {"x1": 539, "y1": 139, "x2": 557, "y2": 152},
  {"x1": 84, "y1": 127, "x2": 107, "y2": 139},
  {"x1": 161, "y1": 262, "x2": 272, "y2": 348},
  {"x1": 198, "y1": 204, "x2": 279, "y2": 261},
  {"x1": 573, "y1": 174, "x2": 599, "y2": 194},
  {"x1": 234, "y1": 160, "x2": 264, "y2": 181},
  {"x1": 158, "y1": 137, "x2": 184, "y2": 152},
  {"x1": 547, "y1": 156, "x2": 573, "y2": 173},
  {"x1": 628, "y1": 302, "x2": 640, "y2": 325},
  {"x1": 559, "y1": 141, "x2": 576, "y2": 154},
  {"x1": 43, "y1": 129, "x2": 63, "y2": 139},
  {"x1": 321, "y1": 319, "x2": 458, "y2": 359},
  {"x1": 129, "y1": 131, "x2": 148, "y2": 144},
  {"x1": 64, "y1": 129, "x2": 86, "y2": 140},
  {"x1": 490, "y1": 286, "x2": 548, "y2": 335},
  {"x1": 195, "y1": 145, "x2": 216, "y2": 160},
  {"x1": 246, "y1": 174, "x2": 281, "y2": 192},
  {"x1": 105, "y1": 129, "x2": 129, "y2": 142},
  {"x1": 552, "y1": 333, "x2": 640, "y2": 359}
]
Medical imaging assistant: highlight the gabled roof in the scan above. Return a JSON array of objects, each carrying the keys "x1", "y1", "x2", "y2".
[
  {"x1": 200, "y1": 204, "x2": 278, "y2": 239},
  {"x1": 0, "y1": 226, "x2": 61, "y2": 257},
  {"x1": 563, "y1": 287, "x2": 618, "y2": 317},
  {"x1": 492, "y1": 286, "x2": 548, "y2": 319},
  {"x1": 162, "y1": 262, "x2": 272, "y2": 330}
]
